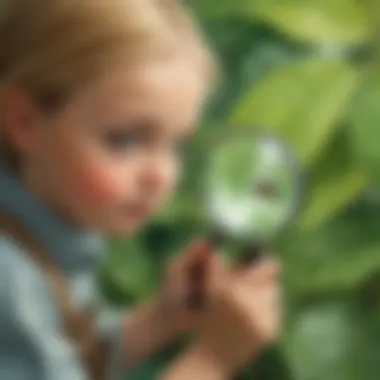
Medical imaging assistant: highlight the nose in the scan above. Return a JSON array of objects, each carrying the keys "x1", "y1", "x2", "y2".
[{"x1": 138, "y1": 151, "x2": 177, "y2": 200}]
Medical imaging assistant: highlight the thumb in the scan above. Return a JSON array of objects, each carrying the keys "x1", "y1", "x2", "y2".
[
  {"x1": 206, "y1": 250, "x2": 229, "y2": 294},
  {"x1": 180, "y1": 238, "x2": 211, "y2": 267},
  {"x1": 239, "y1": 259, "x2": 281, "y2": 285}
]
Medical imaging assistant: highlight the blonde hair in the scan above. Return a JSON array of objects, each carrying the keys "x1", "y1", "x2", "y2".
[{"x1": 0, "y1": 0, "x2": 216, "y2": 169}]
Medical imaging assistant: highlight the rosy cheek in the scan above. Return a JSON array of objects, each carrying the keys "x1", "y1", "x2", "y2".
[{"x1": 73, "y1": 164, "x2": 122, "y2": 204}]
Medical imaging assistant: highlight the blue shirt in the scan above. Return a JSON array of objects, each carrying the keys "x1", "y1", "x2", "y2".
[{"x1": 0, "y1": 168, "x2": 126, "y2": 379}]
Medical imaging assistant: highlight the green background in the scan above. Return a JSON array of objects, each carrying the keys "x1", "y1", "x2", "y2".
[{"x1": 100, "y1": 1, "x2": 380, "y2": 379}]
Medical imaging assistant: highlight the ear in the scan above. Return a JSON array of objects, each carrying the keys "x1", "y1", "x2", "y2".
[{"x1": 2, "y1": 87, "x2": 42, "y2": 155}]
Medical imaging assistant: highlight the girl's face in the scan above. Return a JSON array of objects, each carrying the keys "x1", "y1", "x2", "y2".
[{"x1": 11, "y1": 57, "x2": 208, "y2": 235}]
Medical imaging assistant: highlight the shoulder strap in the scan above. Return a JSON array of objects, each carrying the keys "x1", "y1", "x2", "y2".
[{"x1": 0, "y1": 211, "x2": 109, "y2": 380}]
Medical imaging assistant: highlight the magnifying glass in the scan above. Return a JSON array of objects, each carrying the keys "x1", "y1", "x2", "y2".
[
  {"x1": 206, "y1": 130, "x2": 305, "y2": 258},
  {"x1": 184, "y1": 129, "x2": 305, "y2": 380},
  {"x1": 187, "y1": 129, "x2": 306, "y2": 307}
]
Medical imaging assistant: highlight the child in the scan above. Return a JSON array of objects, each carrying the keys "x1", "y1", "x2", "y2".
[{"x1": 0, "y1": 0, "x2": 280, "y2": 379}]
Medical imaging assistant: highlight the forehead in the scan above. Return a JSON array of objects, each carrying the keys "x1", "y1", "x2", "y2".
[{"x1": 65, "y1": 58, "x2": 208, "y2": 134}]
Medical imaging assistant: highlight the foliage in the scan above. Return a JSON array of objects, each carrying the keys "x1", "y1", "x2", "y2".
[{"x1": 100, "y1": 1, "x2": 380, "y2": 379}]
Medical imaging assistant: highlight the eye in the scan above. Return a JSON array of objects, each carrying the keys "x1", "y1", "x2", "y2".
[{"x1": 103, "y1": 130, "x2": 137, "y2": 152}]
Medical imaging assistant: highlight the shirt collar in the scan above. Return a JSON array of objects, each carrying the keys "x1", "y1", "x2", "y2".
[{"x1": 0, "y1": 167, "x2": 105, "y2": 273}]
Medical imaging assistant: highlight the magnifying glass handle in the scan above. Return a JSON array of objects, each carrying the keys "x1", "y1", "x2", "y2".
[
  {"x1": 187, "y1": 234, "x2": 266, "y2": 310},
  {"x1": 239, "y1": 242, "x2": 266, "y2": 267},
  {"x1": 209, "y1": 227, "x2": 228, "y2": 249}
]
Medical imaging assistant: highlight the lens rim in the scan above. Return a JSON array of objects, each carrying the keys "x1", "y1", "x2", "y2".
[{"x1": 202, "y1": 127, "x2": 307, "y2": 243}]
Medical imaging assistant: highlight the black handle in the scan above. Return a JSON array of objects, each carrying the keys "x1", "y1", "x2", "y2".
[{"x1": 238, "y1": 241, "x2": 266, "y2": 267}]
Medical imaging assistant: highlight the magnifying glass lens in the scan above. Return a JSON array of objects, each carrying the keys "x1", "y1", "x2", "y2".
[{"x1": 205, "y1": 133, "x2": 304, "y2": 242}]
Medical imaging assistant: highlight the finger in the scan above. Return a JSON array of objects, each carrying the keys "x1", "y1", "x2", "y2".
[
  {"x1": 182, "y1": 238, "x2": 225, "y2": 286},
  {"x1": 187, "y1": 259, "x2": 208, "y2": 310},
  {"x1": 188, "y1": 248, "x2": 229, "y2": 310},
  {"x1": 241, "y1": 281, "x2": 280, "y2": 322},
  {"x1": 164, "y1": 239, "x2": 218, "y2": 311},
  {"x1": 165, "y1": 241, "x2": 207, "y2": 296},
  {"x1": 180, "y1": 238, "x2": 214, "y2": 266},
  {"x1": 252, "y1": 290, "x2": 281, "y2": 342},
  {"x1": 184, "y1": 239, "x2": 220, "y2": 310},
  {"x1": 239, "y1": 259, "x2": 280, "y2": 284},
  {"x1": 207, "y1": 252, "x2": 229, "y2": 291},
  {"x1": 168, "y1": 238, "x2": 208, "y2": 276},
  {"x1": 256, "y1": 282, "x2": 280, "y2": 305}
]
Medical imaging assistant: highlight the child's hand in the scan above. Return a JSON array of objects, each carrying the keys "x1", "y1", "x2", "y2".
[
  {"x1": 123, "y1": 239, "x2": 217, "y2": 367},
  {"x1": 156, "y1": 239, "x2": 216, "y2": 337},
  {"x1": 193, "y1": 258, "x2": 281, "y2": 376}
]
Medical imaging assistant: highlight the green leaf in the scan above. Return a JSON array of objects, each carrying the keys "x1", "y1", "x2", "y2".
[
  {"x1": 278, "y1": 201, "x2": 380, "y2": 295},
  {"x1": 191, "y1": 0, "x2": 249, "y2": 19},
  {"x1": 297, "y1": 131, "x2": 368, "y2": 230},
  {"x1": 152, "y1": 196, "x2": 205, "y2": 225},
  {"x1": 347, "y1": 70, "x2": 380, "y2": 186},
  {"x1": 286, "y1": 243, "x2": 380, "y2": 296},
  {"x1": 242, "y1": 346, "x2": 293, "y2": 380},
  {"x1": 352, "y1": 317, "x2": 380, "y2": 380},
  {"x1": 284, "y1": 300, "x2": 361, "y2": 380},
  {"x1": 229, "y1": 59, "x2": 360, "y2": 165},
  {"x1": 243, "y1": 0, "x2": 373, "y2": 45},
  {"x1": 101, "y1": 238, "x2": 154, "y2": 304},
  {"x1": 285, "y1": 298, "x2": 380, "y2": 380},
  {"x1": 203, "y1": 21, "x2": 296, "y2": 121}
]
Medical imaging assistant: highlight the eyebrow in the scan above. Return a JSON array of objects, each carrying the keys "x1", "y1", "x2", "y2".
[
  {"x1": 99, "y1": 114, "x2": 196, "y2": 141},
  {"x1": 132, "y1": 119, "x2": 195, "y2": 139}
]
